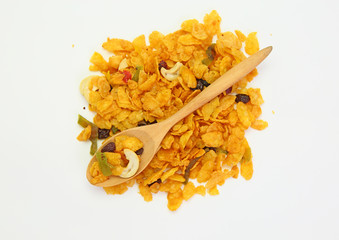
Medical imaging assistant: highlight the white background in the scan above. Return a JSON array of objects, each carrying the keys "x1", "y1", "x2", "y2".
[{"x1": 1, "y1": 0, "x2": 338, "y2": 239}]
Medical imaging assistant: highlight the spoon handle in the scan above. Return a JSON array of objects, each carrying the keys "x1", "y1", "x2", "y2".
[{"x1": 164, "y1": 46, "x2": 272, "y2": 125}]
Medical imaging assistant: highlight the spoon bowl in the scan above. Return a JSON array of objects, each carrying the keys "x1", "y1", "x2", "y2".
[
  {"x1": 87, "y1": 46, "x2": 273, "y2": 187},
  {"x1": 86, "y1": 121, "x2": 172, "y2": 187}
]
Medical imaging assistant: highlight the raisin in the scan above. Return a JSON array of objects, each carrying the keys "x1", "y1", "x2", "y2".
[
  {"x1": 98, "y1": 128, "x2": 110, "y2": 139},
  {"x1": 101, "y1": 142, "x2": 116, "y2": 153},
  {"x1": 191, "y1": 79, "x2": 210, "y2": 91},
  {"x1": 226, "y1": 86, "x2": 232, "y2": 94},
  {"x1": 158, "y1": 60, "x2": 168, "y2": 71},
  {"x1": 235, "y1": 94, "x2": 250, "y2": 104},
  {"x1": 135, "y1": 148, "x2": 144, "y2": 155},
  {"x1": 195, "y1": 80, "x2": 204, "y2": 91}
]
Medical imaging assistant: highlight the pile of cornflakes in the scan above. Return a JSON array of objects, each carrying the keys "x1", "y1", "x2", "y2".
[{"x1": 77, "y1": 10, "x2": 268, "y2": 211}]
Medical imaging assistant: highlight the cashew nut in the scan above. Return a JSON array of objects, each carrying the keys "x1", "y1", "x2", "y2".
[
  {"x1": 119, "y1": 149, "x2": 140, "y2": 178},
  {"x1": 79, "y1": 76, "x2": 98, "y2": 102},
  {"x1": 160, "y1": 62, "x2": 183, "y2": 81}
]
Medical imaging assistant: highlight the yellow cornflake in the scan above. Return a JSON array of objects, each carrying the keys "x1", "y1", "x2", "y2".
[
  {"x1": 245, "y1": 32, "x2": 259, "y2": 55},
  {"x1": 240, "y1": 160, "x2": 254, "y2": 180},
  {"x1": 161, "y1": 167, "x2": 179, "y2": 182},
  {"x1": 251, "y1": 119, "x2": 268, "y2": 130},
  {"x1": 235, "y1": 30, "x2": 246, "y2": 42},
  {"x1": 76, "y1": 125, "x2": 91, "y2": 141},
  {"x1": 183, "y1": 182, "x2": 196, "y2": 200}
]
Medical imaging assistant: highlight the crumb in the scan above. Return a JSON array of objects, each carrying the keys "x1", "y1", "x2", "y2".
[
  {"x1": 272, "y1": 110, "x2": 275, "y2": 114},
  {"x1": 72, "y1": 44, "x2": 75, "y2": 48}
]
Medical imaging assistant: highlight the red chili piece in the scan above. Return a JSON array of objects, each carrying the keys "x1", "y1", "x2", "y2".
[{"x1": 122, "y1": 70, "x2": 132, "y2": 83}]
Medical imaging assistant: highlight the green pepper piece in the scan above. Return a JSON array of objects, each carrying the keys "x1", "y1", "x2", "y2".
[
  {"x1": 78, "y1": 114, "x2": 91, "y2": 128},
  {"x1": 111, "y1": 125, "x2": 120, "y2": 134},
  {"x1": 132, "y1": 66, "x2": 143, "y2": 82},
  {"x1": 96, "y1": 152, "x2": 113, "y2": 176},
  {"x1": 78, "y1": 114, "x2": 98, "y2": 155},
  {"x1": 90, "y1": 139, "x2": 98, "y2": 156},
  {"x1": 184, "y1": 155, "x2": 203, "y2": 184},
  {"x1": 78, "y1": 114, "x2": 98, "y2": 138}
]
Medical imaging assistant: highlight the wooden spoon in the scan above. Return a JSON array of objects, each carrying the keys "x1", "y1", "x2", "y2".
[{"x1": 87, "y1": 46, "x2": 272, "y2": 187}]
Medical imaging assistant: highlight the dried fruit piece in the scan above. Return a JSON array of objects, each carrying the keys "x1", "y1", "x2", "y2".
[
  {"x1": 98, "y1": 128, "x2": 110, "y2": 139},
  {"x1": 111, "y1": 126, "x2": 120, "y2": 134},
  {"x1": 101, "y1": 142, "x2": 116, "y2": 153},
  {"x1": 96, "y1": 152, "x2": 113, "y2": 177},
  {"x1": 191, "y1": 78, "x2": 210, "y2": 91},
  {"x1": 135, "y1": 148, "x2": 144, "y2": 155},
  {"x1": 132, "y1": 66, "x2": 143, "y2": 82},
  {"x1": 77, "y1": 114, "x2": 98, "y2": 155},
  {"x1": 158, "y1": 60, "x2": 168, "y2": 71},
  {"x1": 122, "y1": 70, "x2": 132, "y2": 83},
  {"x1": 235, "y1": 94, "x2": 250, "y2": 104}
]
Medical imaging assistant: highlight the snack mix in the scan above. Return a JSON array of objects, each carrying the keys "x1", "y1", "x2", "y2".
[{"x1": 77, "y1": 10, "x2": 267, "y2": 211}]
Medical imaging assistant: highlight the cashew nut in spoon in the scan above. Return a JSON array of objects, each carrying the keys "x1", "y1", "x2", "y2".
[
  {"x1": 119, "y1": 149, "x2": 140, "y2": 178},
  {"x1": 160, "y1": 62, "x2": 183, "y2": 80}
]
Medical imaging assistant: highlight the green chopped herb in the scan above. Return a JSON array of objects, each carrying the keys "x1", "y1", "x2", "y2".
[
  {"x1": 77, "y1": 114, "x2": 91, "y2": 128},
  {"x1": 132, "y1": 66, "x2": 143, "y2": 82},
  {"x1": 111, "y1": 125, "x2": 120, "y2": 134},
  {"x1": 90, "y1": 139, "x2": 98, "y2": 156},
  {"x1": 202, "y1": 43, "x2": 216, "y2": 66},
  {"x1": 96, "y1": 152, "x2": 113, "y2": 176},
  {"x1": 78, "y1": 114, "x2": 98, "y2": 155},
  {"x1": 184, "y1": 155, "x2": 203, "y2": 184}
]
